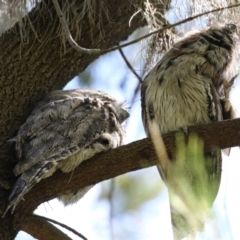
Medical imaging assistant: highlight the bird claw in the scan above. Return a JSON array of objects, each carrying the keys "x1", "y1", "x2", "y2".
[
  {"x1": 221, "y1": 76, "x2": 237, "y2": 120},
  {"x1": 181, "y1": 126, "x2": 188, "y2": 135},
  {"x1": 223, "y1": 75, "x2": 237, "y2": 101}
]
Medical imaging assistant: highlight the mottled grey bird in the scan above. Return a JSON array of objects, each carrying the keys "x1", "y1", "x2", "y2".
[
  {"x1": 141, "y1": 24, "x2": 237, "y2": 239},
  {"x1": 5, "y1": 89, "x2": 129, "y2": 215}
]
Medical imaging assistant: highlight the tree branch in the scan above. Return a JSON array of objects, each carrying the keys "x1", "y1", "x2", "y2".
[
  {"x1": 22, "y1": 214, "x2": 73, "y2": 240},
  {"x1": 23, "y1": 214, "x2": 87, "y2": 240},
  {"x1": 118, "y1": 47, "x2": 143, "y2": 83},
  {"x1": 13, "y1": 118, "x2": 240, "y2": 216},
  {"x1": 52, "y1": 0, "x2": 101, "y2": 54}
]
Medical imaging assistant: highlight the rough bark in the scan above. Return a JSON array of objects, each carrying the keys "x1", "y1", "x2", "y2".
[{"x1": 0, "y1": 0, "x2": 146, "y2": 239}]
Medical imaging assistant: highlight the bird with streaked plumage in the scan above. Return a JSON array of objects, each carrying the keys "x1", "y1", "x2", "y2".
[
  {"x1": 4, "y1": 89, "x2": 129, "y2": 216},
  {"x1": 141, "y1": 23, "x2": 238, "y2": 239}
]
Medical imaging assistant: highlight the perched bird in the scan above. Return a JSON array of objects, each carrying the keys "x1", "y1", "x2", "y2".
[
  {"x1": 141, "y1": 24, "x2": 237, "y2": 239},
  {"x1": 5, "y1": 89, "x2": 129, "y2": 215}
]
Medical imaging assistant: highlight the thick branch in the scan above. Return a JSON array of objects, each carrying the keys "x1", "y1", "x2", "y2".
[{"x1": 14, "y1": 118, "x2": 240, "y2": 216}]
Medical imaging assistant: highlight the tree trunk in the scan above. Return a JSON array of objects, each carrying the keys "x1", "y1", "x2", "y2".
[{"x1": 0, "y1": 0, "x2": 145, "y2": 239}]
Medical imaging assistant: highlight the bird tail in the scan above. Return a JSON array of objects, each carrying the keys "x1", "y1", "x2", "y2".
[
  {"x1": 3, "y1": 161, "x2": 56, "y2": 217},
  {"x1": 156, "y1": 144, "x2": 222, "y2": 240},
  {"x1": 2, "y1": 177, "x2": 28, "y2": 217},
  {"x1": 170, "y1": 199, "x2": 203, "y2": 240}
]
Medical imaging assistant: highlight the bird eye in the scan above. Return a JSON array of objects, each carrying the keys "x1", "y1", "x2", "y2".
[
  {"x1": 97, "y1": 136, "x2": 110, "y2": 146},
  {"x1": 226, "y1": 24, "x2": 237, "y2": 34}
]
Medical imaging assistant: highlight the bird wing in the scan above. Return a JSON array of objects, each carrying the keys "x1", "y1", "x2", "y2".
[{"x1": 13, "y1": 96, "x2": 117, "y2": 175}]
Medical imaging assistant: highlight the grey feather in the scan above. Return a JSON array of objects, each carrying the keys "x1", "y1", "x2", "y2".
[
  {"x1": 4, "y1": 89, "x2": 129, "y2": 216},
  {"x1": 141, "y1": 24, "x2": 237, "y2": 239}
]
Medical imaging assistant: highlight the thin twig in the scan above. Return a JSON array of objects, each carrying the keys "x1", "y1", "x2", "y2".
[
  {"x1": 118, "y1": 48, "x2": 143, "y2": 83},
  {"x1": 52, "y1": 0, "x2": 240, "y2": 54},
  {"x1": 28, "y1": 214, "x2": 88, "y2": 240},
  {"x1": 129, "y1": 82, "x2": 141, "y2": 106},
  {"x1": 129, "y1": 8, "x2": 142, "y2": 27}
]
